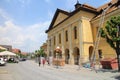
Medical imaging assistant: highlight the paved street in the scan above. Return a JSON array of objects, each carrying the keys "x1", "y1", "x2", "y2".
[{"x1": 0, "y1": 60, "x2": 120, "y2": 80}]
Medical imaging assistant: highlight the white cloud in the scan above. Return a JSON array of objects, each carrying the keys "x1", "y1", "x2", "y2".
[
  {"x1": 0, "y1": 20, "x2": 50, "y2": 52},
  {"x1": 0, "y1": 6, "x2": 50, "y2": 52},
  {"x1": 0, "y1": 8, "x2": 12, "y2": 21}
]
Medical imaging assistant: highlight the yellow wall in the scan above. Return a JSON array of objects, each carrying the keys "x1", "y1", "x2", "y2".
[
  {"x1": 48, "y1": 10, "x2": 96, "y2": 64},
  {"x1": 53, "y1": 13, "x2": 68, "y2": 27},
  {"x1": 82, "y1": 18, "x2": 94, "y2": 62},
  {"x1": 91, "y1": 9, "x2": 120, "y2": 59},
  {"x1": 47, "y1": 7, "x2": 120, "y2": 64}
]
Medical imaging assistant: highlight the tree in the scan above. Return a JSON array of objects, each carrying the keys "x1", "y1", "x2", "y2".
[
  {"x1": 0, "y1": 49, "x2": 6, "y2": 52},
  {"x1": 35, "y1": 48, "x2": 45, "y2": 57},
  {"x1": 101, "y1": 15, "x2": 120, "y2": 71}
]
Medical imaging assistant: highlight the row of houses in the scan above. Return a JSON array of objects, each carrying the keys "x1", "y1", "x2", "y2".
[
  {"x1": 0, "y1": 45, "x2": 27, "y2": 56},
  {"x1": 42, "y1": 0, "x2": 120, "y2": 65}
]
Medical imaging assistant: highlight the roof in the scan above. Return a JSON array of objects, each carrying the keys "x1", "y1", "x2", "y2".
[
  {"x1": 46, "y1": 4, "x2": 99, "y2": 33},
  {"x1": 12, "y1": 48, "x2": 21, "y2": 53},
  {"x1": 97, "y1": 0, "x2": 118, "y2": 11},
  {"x1": 46, "y1": 9, "x2": 69, "y2": 33},
  {"x1": 92, "y1": 0, "x2": 119, "y2": 21},
  {"x1": 0, "y1": 51, "x2": 16, "y2": 56},
  {"x1": 0, "y1": 46, "x2": 7, "y2": 50},
  {"x1": 46, "y1": 0, "x2": 119, "y2": 33}
]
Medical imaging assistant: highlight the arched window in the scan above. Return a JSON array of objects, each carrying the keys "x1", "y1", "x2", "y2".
[{"x1": 74, "y1": 26, "x2": 77, "y2": 39}]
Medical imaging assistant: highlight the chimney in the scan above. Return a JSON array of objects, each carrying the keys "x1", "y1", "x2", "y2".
[{"x1": 74, "y1": 0, "x2": 82, "y2": 9}]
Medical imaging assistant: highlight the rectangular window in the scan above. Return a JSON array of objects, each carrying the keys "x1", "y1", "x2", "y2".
[
  {"x1": 96, "y1": 27, "x2": 99, "y2": 33},
  {"x1": 54, "y1": 36, "x2": 56, "y2": 45},
  {"x1": 74, "y1": 26, "x2": 77, "y2": 39},
  {"x1": 59, "y1": 33, "x2": 61, "y2": 44},
  {"x1": 49, "y1": 39, "x2": 51, "y2": 46},
  {"x1": 65, "y1": 30, "x2": 68, "y2": 41}
]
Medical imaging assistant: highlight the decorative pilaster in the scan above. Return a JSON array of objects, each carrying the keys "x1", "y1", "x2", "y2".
[
  {"x1": 68, "y1": 25, "x2": 74, "y2": 64},
  {"x1": 78, "y1": 19, "x2": 83, "y2": 64},
  {"x1": 61, "y1": 29, "x2": 65, "y2": 59}
]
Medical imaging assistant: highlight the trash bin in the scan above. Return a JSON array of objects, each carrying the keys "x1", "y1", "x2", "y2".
[{"x1": 100, "y1": 58, "x2": 118, "y2": 69}]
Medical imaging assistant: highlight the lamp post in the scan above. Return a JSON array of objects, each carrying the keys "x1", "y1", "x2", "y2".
[{"x1": 55, "y1": 46, "x2": 61, "y2": 68}]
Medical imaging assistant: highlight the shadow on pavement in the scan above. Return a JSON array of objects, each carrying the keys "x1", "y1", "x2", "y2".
[
  {"x1": 96, "y1": 68, "x2": 120, "y2": 80},
  {"x1": 114, "y1": 75, "x2": 120, "y2": 80},
  {"x1": 97, "y1": 68, "x2": 119, "y2": 73}
]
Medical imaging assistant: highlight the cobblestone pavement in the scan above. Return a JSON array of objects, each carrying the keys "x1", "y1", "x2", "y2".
[{"x1": 0, "y1": 60, "x2": 120, "y2": 80}]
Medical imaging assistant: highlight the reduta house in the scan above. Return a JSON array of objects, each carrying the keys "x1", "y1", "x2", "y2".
[{"x1": 46, "y1": 0, "x2": 120, "y2": 65}]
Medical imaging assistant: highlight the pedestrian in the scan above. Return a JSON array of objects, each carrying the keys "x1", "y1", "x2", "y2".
[
  {"x1": 39, "y1": 60, "x2": 41, "y2": 66},
  {"x1": 47, "y1": 58, "x2": 49, "y2": 65},
  {"x1": 42, "y1": 58, "x2": 45, "y2": 67}
]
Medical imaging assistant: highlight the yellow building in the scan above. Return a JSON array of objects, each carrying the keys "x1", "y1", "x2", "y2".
[
  {"x1": 46, "y1": 0, "x2": 120, "y2": 65},
  {"x1": 40, "y1": 43, "x2": 48, "y2": 56}
]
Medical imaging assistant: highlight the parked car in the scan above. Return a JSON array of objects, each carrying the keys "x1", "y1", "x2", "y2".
[
  {"x1": 19, "y1": 58, "x2": 26, "y2": 61},
  {"x1": 0, "y1": 58, "x2": 6, "y2": 66},
  {"x1": 7, "y1": 58, "x2": 19, "y2": 63}
]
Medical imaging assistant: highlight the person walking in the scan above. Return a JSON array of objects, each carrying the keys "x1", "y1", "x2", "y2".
[
  {"x1": 39, "y1": 59, "x2": 41, "y2": 66},
  {"x1": 39, "y1": 60, "x2": 41, "y2": 66},
  {"x1": 47, "y1": 57, "x2": 50, "y2": 65},
  {"x1": 42, "y1": 58, "x2": 45, "y2": 67}
]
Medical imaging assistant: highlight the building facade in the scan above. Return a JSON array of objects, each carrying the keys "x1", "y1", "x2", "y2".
[
  {"x1": 40, "y1": 43, "x2": 48, "y2": 57},
  {"x1": 0, "y1": 45, "x2": 12, "y2": 52},
  {"x1": 12, "y1": 48, "x2": 21, "y2": 54},
  {"x1": 46, "y1": 0, "x2": 120, "y2": 65}
]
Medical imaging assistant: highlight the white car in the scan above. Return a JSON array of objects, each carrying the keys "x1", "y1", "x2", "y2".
[{"x1": 0, "y1": 58, "x2": 6, "y2": 66}]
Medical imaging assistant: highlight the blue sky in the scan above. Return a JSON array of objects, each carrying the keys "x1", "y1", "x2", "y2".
[{"x1": 0, "y1": 0, "x2": 110, "y2": 52}]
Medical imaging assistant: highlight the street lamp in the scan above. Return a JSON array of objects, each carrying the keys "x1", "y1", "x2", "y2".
[{"x1": 55, "y1": 46, "x2": 61, "y2": 68}]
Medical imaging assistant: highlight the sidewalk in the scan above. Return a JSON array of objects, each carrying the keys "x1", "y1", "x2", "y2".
[
  {"x1": 33, "y1": 60, "x2": 120, "y2": 80},
  {"x1": 1, "y1": 60, "x2": 120, "y2": 80}
]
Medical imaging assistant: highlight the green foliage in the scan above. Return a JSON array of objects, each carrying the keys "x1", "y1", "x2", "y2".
[
  {"x1": 0, "y1": 49, "x2": 6, "y2": 52},
  {"x1": 101, "y1": 16, "x2": 120, "y2": 49},
  {"x1": 35, "y1": 48, "x2": 45, "y2": 57},
  {"x1": 100, "y1": 28, "x2": 106, "y2": 37}
]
